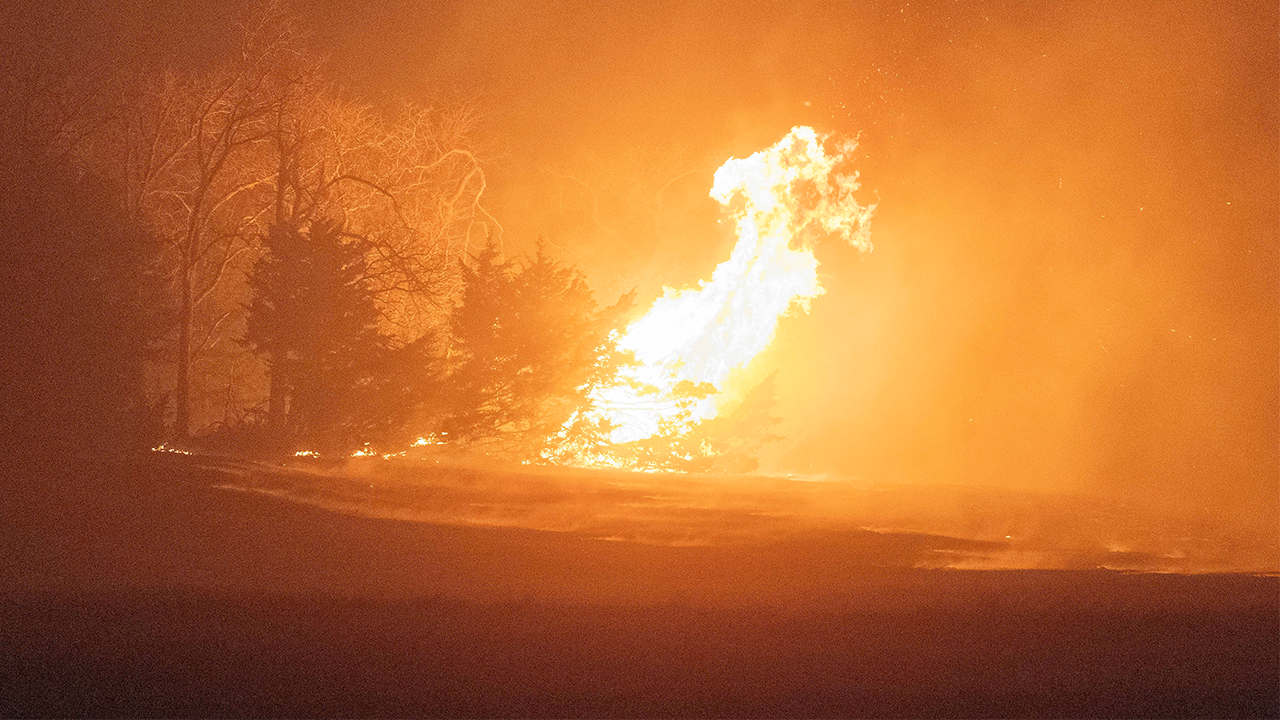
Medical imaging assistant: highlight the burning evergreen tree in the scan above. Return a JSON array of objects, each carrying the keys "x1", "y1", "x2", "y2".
[{"x1": 444, "y1": 240, "x2": 634, "y2": 458}]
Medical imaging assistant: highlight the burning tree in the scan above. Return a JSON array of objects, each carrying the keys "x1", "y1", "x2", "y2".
[
  {"x1": 612, "y1": 373, "x2": 783, "y2": 473},
  {"x1": 559, "y1": 126, "x2": 874, "y2": 471},
  {"x1": 431, "y1": 127, "x2": 872, "y2": 472},
  {"x1": 443, "y1": 241, "x2": 634, "y2": 459}
]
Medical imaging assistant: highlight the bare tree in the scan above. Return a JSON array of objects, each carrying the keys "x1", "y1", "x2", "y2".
[
  {"x1": 267, "y1": 92, "x2": 496, "y2": 336},
  {"x1": 80, "y1": 1, "x2": 494, "y2": 438},
  {"x1": 88, "y1": 4, "x2": 301, "y2": 436},
  {"x1": 252, "y1": 78, "x2": 495, "y2": 429}
]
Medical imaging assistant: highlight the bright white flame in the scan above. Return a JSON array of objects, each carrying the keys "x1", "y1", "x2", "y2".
[{"x1": 591, "y1": 126, "x2": 874, "y2": 443}]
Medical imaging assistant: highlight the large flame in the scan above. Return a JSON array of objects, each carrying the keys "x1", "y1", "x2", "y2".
[{"x1": 592, "y1": 126, "x2": 875, "y2": 444}]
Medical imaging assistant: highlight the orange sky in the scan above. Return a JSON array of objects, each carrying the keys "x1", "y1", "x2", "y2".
[{"x1": 7, "y1": 0, "x2": 1277, "y2": 534}]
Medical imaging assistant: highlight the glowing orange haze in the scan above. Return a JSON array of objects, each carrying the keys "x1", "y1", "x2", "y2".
[{"x1": 587, "y1": 126, "x2": 874, "y2": 444}]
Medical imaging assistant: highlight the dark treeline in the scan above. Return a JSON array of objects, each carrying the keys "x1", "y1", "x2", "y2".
[
  {"x1": 0, "y1": 0, "x2": 778, "y2": 471},
  {"x1": 0, "y1": 83, "x2": 163, "y2": 458}
]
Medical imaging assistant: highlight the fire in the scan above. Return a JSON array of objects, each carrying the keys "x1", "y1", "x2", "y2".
[
  {"x1": 152, "y1": 129, "x2": 871, "y2": 471},
  {"x1": 589, "y1": 126, "x2": 875, "y2": 445}
]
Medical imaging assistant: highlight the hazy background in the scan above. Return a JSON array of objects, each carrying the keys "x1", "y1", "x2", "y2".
[{"x1": 6, "y1": 0, "x2": 1277, "y2": 541}]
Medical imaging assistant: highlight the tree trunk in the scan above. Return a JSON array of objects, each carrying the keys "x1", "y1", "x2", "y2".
[
  {"x1": 174, "y1": 260, "x2": 192, "y2": 438},
  {"x1": 268, "y1": 352, "x2": 287, "y2": 440}
]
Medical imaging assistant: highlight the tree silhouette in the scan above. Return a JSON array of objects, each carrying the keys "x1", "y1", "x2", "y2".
[
  {"x1": 0, "y1": 86, "x2": 164, "y2": 461},
  {"x1": 76, "y1": 1, "x2": 493, "y2": 437},
  {"x1": 444, "y1": 241, "x2": 634, "y2": 458},
  {"x1": 243, "y1": 218, "x2": 405, "y2": 452}
]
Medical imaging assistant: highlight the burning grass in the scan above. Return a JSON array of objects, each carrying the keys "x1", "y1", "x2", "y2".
[{"x1": 197, "y1": 452, "x2": 1277, "y2": 574}]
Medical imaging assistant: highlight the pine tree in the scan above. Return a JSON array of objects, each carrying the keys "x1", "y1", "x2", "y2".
[
  {"x1": 244, "y1": 219, "x2": 396, "y2": 452},
  {"x1": 444, "y1": 240, "x2": 634, "y2": 458},
  {"x1": 441, "y1": 241, "x2": 515, "y2": 444}
]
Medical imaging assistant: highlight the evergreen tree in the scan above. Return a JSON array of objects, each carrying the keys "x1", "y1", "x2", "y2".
[
  {"x1": 243, "y1": 219, "x2": 402, "y2": 452},
  {"x1": 444, "y1": 240, "x2": 634, "y2": 457},
  {"x1": 442, "y1": 241, "x2": 516, "y2": 444}
]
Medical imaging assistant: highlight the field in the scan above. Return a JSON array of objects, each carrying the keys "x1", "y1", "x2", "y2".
[{"x1": 2, "y1": 453, "x2": 1276, "y2": 717}]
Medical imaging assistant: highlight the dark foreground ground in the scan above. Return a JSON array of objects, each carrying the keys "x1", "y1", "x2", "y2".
[{"x1": 1, "y1": 454, "x2": 1276, "y2": 718}]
